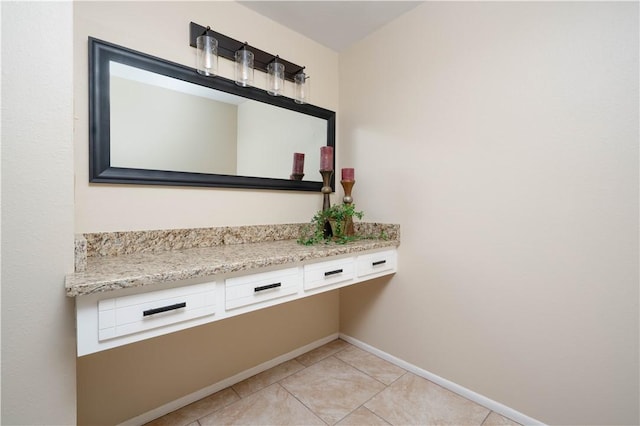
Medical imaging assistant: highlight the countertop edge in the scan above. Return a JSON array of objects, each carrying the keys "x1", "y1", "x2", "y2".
[{"x1": 66, "y1": 239, "x2": 399, "y2": 298}]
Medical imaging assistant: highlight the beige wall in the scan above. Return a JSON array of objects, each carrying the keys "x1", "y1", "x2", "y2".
[
  {"x1": 339, "y1": 2, "x2": 639, "y2": 425},
  {"x1": 1, "y1": 2, "x2": 77, "y2": 424},
  {"x1": 74, "y1": 1, "x2": 339, "y2": 233},
  {"x1": 74, "y1": 2, "x2": 340, "y2": 424}
]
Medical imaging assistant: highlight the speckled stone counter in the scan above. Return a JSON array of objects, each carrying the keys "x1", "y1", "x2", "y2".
[
  {"x1": 66, "y1": 223, "x2": 400, "y2": 297},
  {"x1": 82, "y1": 224, "x2": 308, "y2": 258},
  {"x1": 75, "y1": 234, "x2": 87, "y2": 272}
]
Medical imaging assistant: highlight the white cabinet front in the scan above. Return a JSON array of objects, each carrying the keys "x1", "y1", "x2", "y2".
[
  {"x1": 97, "y1": 282, "x2": 216, "y2": 341},
  {"x1": 303, "y1": 257, "x2": 355, "y2": 291},
  {"x1": 356, "y1": 249, "x2": 397, "y2": 278},
  {"x1": 225, "y1": 267, "x2": 302, "y2": 310}
]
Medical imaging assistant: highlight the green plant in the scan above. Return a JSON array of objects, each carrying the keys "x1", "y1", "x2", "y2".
[{"x1": 297, "y1": 203, "x2": 364, "y2": 245}]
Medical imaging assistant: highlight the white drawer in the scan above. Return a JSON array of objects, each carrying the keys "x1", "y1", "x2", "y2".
[
  {"x1": 97, "y1": 282, "x2": 216, "y2": 341},
  {"x1": 357, "y1": 249, "x2": 397, "y2": 278},
  {"x1": 304, "y1": 257, "x2": 355, "y2": 291},
  {"x1": 225, "y1": 267, "x2": 301, "y2": 310}
]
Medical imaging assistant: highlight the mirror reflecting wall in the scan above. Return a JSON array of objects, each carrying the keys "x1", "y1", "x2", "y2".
[
  {"x1": 90, "y1": 38, "x2": 335, "y2": 191},
  {"x1": 110, "y1": 62, "x2": 326, "y2": 179}
]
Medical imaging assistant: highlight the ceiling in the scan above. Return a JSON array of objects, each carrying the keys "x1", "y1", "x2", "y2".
[{"x1": 238, "y1": 1, "x2": 422, "y2": 52}]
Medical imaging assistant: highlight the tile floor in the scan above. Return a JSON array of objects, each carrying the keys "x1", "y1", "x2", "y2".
[{"x1": 146, "y1": 339, "x2": 521, "y2": 426}]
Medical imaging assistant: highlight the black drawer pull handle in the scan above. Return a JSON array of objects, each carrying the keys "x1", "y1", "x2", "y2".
[
  {"x1": 372, "y1": 260, "x2": 387, "y2": 266},
  {"x1": 324, "y1": 269, "x2": 343, "y2": 277},
  {"x1": 255, "y1": 283, "x2": 282, "y2": 292},
  {"x1": 143, "y1": 302, "x2": 186, "y2": 317}
]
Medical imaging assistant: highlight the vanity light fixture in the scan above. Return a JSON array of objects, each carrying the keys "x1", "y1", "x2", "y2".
[
  {"x1": 196, "y1": 27, "x2": 218, "y2": 76},
  {"x1": 267, "y1": 56, "x2": 285, "y2": 96},
  {"x1": 294, "y1": 68, "x2": 310, "y2": 104},
  {"x1": 235, "y1": 43, "x2": 254, "y2": 87},
  {"x1": 189, "y1": 22, "x2": 308, "y2": 100}
]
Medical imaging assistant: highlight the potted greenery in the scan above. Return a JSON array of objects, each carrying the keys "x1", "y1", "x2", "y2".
[{"x1": 297, "y1": 203, "x2": 364, "y2": 245}]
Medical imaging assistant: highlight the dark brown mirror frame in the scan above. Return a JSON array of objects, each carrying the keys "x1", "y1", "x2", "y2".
[{"x1": 89, "y1": 37, "x2": 336, "y2": 191}]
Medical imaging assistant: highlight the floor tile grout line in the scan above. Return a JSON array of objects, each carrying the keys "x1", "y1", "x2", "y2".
[
  {"x1": 285, "y1": 352, "x2": 335, "y2": 421},
  {"x1": 334, "y1": 343, "x2": 410, "y2": 388},
  {"x1": 229, "y1": 386, "x2": 242, "y2": 400},
  {"x1": 275, "y1": 382, "x2": 330, "y2": 425},
  {"x1": 345, "y1": 403, "x2": 392, "y2": 426},
  {"x1": 480, "y1": 409, "x2": 492, "y2": 425},
  {"x1": 327, "y1": 364, "x2": 379, "y2": 426},
  {"x1": 297, "y1": 344, "x2": 351, "y2": 368},
  {"x1": 385, "y1": 369, "x2": 409, "y2": 387},
  {"x1": 229, "y1": 361, "x2": 305, "y2": 400},
  {"x1": 366, "y1": 404, "x2": 392, "y2": 426},
  {"x1": 192, "y1": 388, "x2": 242, "y2": 425},
  {"x1": 332, "y1": 400, "x2": 391, "y2": 426},
  {"x1": 419, "y1": 372, "x2": 494, "y2": 414},
  {"x1": 278, "y1": 350, "x2": 380, "y2": 426},
  {"x1": 334, "y1": 352, "x2": 407, "y2": 388},
  {"x1": 326, "y1": 353, "x2": 404, "y2": 391},
  {"x1": 372, "y1": 406, "x2": 393, "y2": 426},
  {"x1": 375, "y1": 367, "x2": 494, "y2": 418},
  {"x1": 351, "y1": 371, "x2": 409, "y2": 426},
  {"x1": 336, "y1": 368, "x2": 408, "y2": 425}
]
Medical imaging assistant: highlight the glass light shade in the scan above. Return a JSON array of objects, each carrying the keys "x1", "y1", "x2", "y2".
[
  {"x1": 196, "y1": 35, "x2": 218, "y2": 76},
  {"x1": 267, "y1": 61, "x2": 285, "y2": 96},
  {"x1": 294, "y1": 71, "x2": 309, "y2": 104},
  {"x1": 235, "y1": 48, "x2": 254, "y2": 87}
]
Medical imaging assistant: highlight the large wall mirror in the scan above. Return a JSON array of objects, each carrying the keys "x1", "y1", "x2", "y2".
[{"x1": 89, "y1": 38, "x2": 335, "y2": 191}]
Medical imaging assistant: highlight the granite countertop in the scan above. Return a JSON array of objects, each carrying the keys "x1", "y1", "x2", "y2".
[{"x1": 65, "y1": 238, "x2": 399, "y2": 297}]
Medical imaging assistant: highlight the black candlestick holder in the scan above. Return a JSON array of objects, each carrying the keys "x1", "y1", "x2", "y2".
[{"x1": 320, "y1": 169, "x2": 333, "y2": 238}]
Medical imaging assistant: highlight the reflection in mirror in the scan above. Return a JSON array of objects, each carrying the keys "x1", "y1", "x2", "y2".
[
  {"x1": 89, "y1": 37, "x2": 335, "y2": 191},
  {"x1": 109, "y1": 62, "x2": 325, "y2": 179}
]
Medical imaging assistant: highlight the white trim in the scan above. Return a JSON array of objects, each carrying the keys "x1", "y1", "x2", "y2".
[
  {"x1": 118, "y1": 332, "x2": 339, "y2": 426},
  {"x1": 339, "y1": 333, "x2": 546, "y2": 426}
]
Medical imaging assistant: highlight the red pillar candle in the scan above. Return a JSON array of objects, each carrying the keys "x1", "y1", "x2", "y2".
[
  {"x1": 341, "y1": 168, "x2": 354, "y2": 181},
  {"x1": 320, "y1": 146, "x2": 333, "y2": 171},
  {"x1": 292, "y1": 152, "x2": 305, "y2": 174}
]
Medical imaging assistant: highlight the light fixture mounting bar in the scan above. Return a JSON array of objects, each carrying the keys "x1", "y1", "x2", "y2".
[{"x1": 189, "y1": 22, "x2": 305, "y2": 82}]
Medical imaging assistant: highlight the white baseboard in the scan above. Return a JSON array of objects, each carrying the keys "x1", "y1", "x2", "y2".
[
  {"x1": 339, "y1": 333, "x2": 545, "y2": 426},
  {"x1": 119, "y1": 332, "x2": 339, "y2": 426}
]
